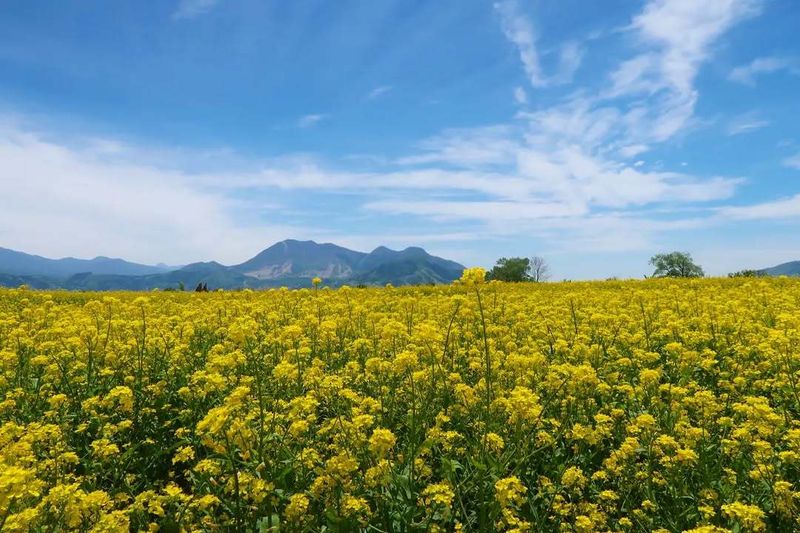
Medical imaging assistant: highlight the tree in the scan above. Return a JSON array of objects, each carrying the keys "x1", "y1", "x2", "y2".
[
  {"x1": 487, "y1": 257, "x2": 531, "y2": 282},
  {"x1": 728, "y1": 269, "x2": 762, "y2": 278},
  {"x1": 529, "y1": 256, "x2": 550, "y2": 282},
  {"x1": 649, "y1": 252, "x2": 704, "y2": 278}
]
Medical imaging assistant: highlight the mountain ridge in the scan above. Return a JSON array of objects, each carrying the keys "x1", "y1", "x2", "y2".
[
  {"x1": 0, "y1": 240, "x2": 465, "y2": 290},
  {"x1": 758, "y1": 260, "x2": 800, "y2": 277},
  {"x1": 0, "y1": 247, "x2": 172, "y2": 277}
]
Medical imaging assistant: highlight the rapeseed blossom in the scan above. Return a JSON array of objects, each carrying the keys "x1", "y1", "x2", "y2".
[{"x1": 1, "y1": 278, "x2": 799, "y2": 530}]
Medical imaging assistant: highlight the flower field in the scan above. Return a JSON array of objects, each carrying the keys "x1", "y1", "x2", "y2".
[{"x1": 1, "y1": 275, "x2": 799, "y2": 532}]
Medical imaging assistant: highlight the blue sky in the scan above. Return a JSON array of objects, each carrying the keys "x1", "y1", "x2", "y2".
[{"x1": 0, "y1": 0, "x2": 799, "y2": 279}]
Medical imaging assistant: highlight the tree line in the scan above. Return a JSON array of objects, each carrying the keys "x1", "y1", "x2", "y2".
[{"x1": 485, "y1": 251, "x2": 764, "y2": 281}]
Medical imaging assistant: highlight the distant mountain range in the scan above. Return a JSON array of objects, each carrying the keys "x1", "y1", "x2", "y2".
[
  {"x1": 758, "y1": 261, "x2": 800, "y2": 277},
  {"x1": 0, "y1": 240, "x2": 465, "y2": 290}
]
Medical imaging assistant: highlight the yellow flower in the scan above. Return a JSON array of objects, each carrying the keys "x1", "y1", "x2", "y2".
[
  {"x1": 368, "y1": 428, "x2": 397, "y2": 458},
  {"x1": 458, "y1": 267, "x2": 486, "y2": 286},
  {"x1": 505, "y1": 386, "x2": 542, "y2": 425},
  {"x1": 285, "y1": 493, "x2": 310, "y2": 522},
  {"x1": 91, "y1": 438, "x2": 120, "y2": 460},
  {"x1": 560, "y1": 466, "x2": 586, "y2": 490},
  {"x1": 172, "y1": 445, "x2": 195, "y2": 465},
  {"x1": 341, "y1": 494, "x2": 370, "y2": 522},
  {"x1": 721, "y1": 502, "x2": 766, "y2": 532},
  {"x1": 495, "y1": 476, "x2": 527, "y2": 507},
  {"x1": 104, "y1": 385, "x2": 134, "y2": 413},
  {"x1": 421, "y1": 482, "x2": 455, "y2": 518},
  {"x1": 485, "y1": 432, "x2": 505, "y2": 453}
]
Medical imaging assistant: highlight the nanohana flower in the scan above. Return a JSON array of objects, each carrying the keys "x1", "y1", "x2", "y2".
[
  {"x1": 458, "y1": 267, "x2": 486, "y2": 286},
  {"x1": 2, "y1": 277, "x2": 799, "y2": 531},
  {"x1": 495, "y1": 476, "x2": 527, "y2": 507},
  {"x1": 368, "y1": 428, "x2": 397, "y2": 458},
  {"x1": 285, "y1": 493, "x2": 309, "y2": 522},
  {"x1": 721, "y1": 502, "x2": 766, "y2": 532}
]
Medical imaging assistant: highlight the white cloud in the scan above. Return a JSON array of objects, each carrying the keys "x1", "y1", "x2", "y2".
[
  {"x1": 494, "y1": 0, "x2": 544, "y2": 87},
  {"x1": 726, "y1": 111, "x2": 769, "y2": 136},
  {"x1": 366, "y1": 86, "x2": 393, "y2": 100},
  {"x1": 296, "y1": 114, "x2": 328, "y2": 128},
  {"x1": 494, "y1": 0, "x2": 583, "y2": 88},
  {"x1": 604, "y1": 0, "x2": 761, "y2": 142},
  {"x1": 0, "y1": 121, "x2": 297, "y2": 265},
  {"x1": 718, "y1": 194, "x2": 800, "y2": 220},
  {"x1": 729, "y1": 56, "x2": 799, "y2": 85},
  {"x1": 513, "y1": 86, "x2": 528, "y2": 105},
  {"x1": 396, "y1": 125, "x2": 519, "y2": 168},
  {"x1": 619, "y1": 144, "x2": 650, "y2": 158},
  {"x1": 173, "y1": 0, "x2": 221, "y2": 19},
  {"x1": 364, "y1": 0, "x2": 758, "y2": 252},
  {"x1": 783, "y1": 153, "x2": 800, "y2": 170},
  {"x1": 552, "y1": 41, "x2": 584, "y2": 84},
  {"x1": 627, "y1": 0, "x2": 760, "y2": 94}
]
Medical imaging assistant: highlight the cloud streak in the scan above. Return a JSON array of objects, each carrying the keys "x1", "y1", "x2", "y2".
[
  {"x1": 726, "y1": 111, "x2": 769, "y2": 136},
  {"x1": 729, "y1": 56, "x2": 799, "y2": 85},
  {"x1": 297, "y1": 114, "x2": 328, "y2": 128},
  {"x1": 366, "y1": 86, "x2": 393, "y2": 100},
  {"x1": 173, "y1": 0, "x2": 222, "y2": 19},
  {"x1": 494, "y1": 0, "x2": 583, "y2": 88}
]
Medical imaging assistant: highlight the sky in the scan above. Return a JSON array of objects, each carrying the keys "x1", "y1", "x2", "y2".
[{"x1": 0, "y1": 0, "x2": 799, "y2": 279}]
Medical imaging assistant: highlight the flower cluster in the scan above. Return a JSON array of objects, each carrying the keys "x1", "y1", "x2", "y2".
[{"x1": 1, "y1": 277, "x2": 800, "y2": 531}]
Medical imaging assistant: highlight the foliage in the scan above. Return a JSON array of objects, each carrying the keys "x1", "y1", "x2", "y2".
[
  {"x1": 487, "y1": 256, "x2": 550, "y2": 282},
  {"x1": 1, "y1": 278, "x2": 800, "y2": 531},
  {"x1": 487, "y1": 257, "x2": 531, "y2": 282},
  {"x1": 649, "y1": 252, "x2": 705, "y2": 278},
  {"x1": 728, "y1": 270, "x2": 763, "y2": 278}
]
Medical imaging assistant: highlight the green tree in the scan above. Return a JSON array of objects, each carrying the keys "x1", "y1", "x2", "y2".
[
  {"x1": 649, "y1": 252, "x2": 704, "y2": 278},
  {"x1": 728, "y1": 269, "x2": 761, "y2": 278},
  {"x1": 487, "y1": 257, "x2": 531, "y2": 282}
]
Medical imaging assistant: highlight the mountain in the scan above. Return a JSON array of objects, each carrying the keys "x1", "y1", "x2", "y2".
[
  {"x1": 353, "y1": 246, "x2": 465, "y2": 285},
  {"x1": 0, "y1": 247, "x2": 171, "y2": 277},
  {"x1": 759, "y1": 261, "x2": 800, "y2": 277},
  {"x1": 232, "y1": 240, "x2": 464, "y2": 286},
  {"x1": 0, "y1": 240, "x2": 465, "y2": 290},
  {"x1": 232, "y1": 239, "x2": 363, "y2": 280},
  {"x1": 59, "y1": 262, "x2": 261, "y2": 291}
]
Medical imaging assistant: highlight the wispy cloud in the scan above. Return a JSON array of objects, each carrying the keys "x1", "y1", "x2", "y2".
[
  {"x1": 173, "y1": 0, "x2": 221, "y2": 19},
  {"x1": 729, "y1": 56, "x2": 799, "y2": 85},
  {"x1": 296, "y1": 114, "x2": 328, "y2": 128},
  {"x1": 513, "y1": 86, "x2": 527, "y2": 105},
  {"x1": 373, "y1": 0, "x2": 761, "y2": 251},
  {"x1": 718, "y1": 194, "x2": 800, "y2": 220},
  {"x1": 726, "y1": 111, "x2": 769, "y2": 136},
  {"x1": 366, "y1": 86, "x2": 393, "y2": 100},
  {"x1": 623, "y1": 0, "x2": 761, "y2": 95},
  {"x1": 784, "y1": 153, "x2": 800, "y2": 170},
  {"x1": 604, "y1": 0, "x2": 762, "y2": 142},
  {"x1": 493, "y1": 0, "x2": 583, "y2": 88}
]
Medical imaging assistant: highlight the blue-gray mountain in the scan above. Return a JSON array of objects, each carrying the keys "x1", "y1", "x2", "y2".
[
  {"x1": 758, "y1": 261, "x2": 800, "y2": 277},
  {"x1": 0, "y1": 240, "x2": 465, "y2": 290}
]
